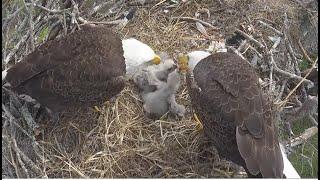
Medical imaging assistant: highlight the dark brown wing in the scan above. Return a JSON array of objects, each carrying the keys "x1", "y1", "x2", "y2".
[
  {"x1": 190, "y1": 52, "x2": 284, "y2": 177},
  {"x1": 5, "y1": 25, "x2": 126, "y2": 112}
]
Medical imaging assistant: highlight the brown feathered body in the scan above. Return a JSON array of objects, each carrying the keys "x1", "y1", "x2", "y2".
[
  {"x1": 5, "y1": 26, "x2": 126, "y2": 113},
  {"x1": 186, "y1": 52, "x2": 284, "y2": 177}
]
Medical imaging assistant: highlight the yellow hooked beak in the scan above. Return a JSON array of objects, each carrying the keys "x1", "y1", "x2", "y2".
[
  {"x1": 178, "y1": 53, "x2": 189, "y2": 74},
  {"x1": 151, "y1": 54, "x2": 161, "y2": 65}
]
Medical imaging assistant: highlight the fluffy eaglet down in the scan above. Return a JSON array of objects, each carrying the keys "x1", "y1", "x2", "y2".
[
  {"x1": 3, "y1": 25, "x2": 161, "y2": 120},
  {"x1": 176, "y1": 51, "x2": 301, "y2": 178}
]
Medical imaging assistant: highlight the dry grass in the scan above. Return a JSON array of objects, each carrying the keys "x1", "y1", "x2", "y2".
[{"x1": 37, "y1": 83, "x2": 231, "y2": 178}]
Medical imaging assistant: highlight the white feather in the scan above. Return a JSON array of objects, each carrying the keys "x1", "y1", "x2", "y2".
[
  {"x1": 280, "y1": 143, "x2": 301, "y2": 178},
  {"x1": 122, "y1": 38, "x2": 156, "y2": 76},
  {"x1": 187, "y1": 51, "x2": 211, "y2": 72}
]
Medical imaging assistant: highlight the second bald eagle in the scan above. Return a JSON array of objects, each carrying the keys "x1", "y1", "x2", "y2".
[{"x1": 179, "y1": 52, "x2": 285, "y2": 178}]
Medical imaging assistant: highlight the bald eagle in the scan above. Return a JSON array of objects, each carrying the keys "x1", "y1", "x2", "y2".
[
  {"x1": 3, "y1": 25, "x2": 161, "y2": 118},
  {"x1": 178, "y1": 51, "x2": 299, "y2": 178}
]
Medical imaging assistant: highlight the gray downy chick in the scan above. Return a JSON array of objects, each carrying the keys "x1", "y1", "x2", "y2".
[
  {"x1": 142, "y1": 69, "x2": 181, "y2": 119},
  {"x1": 133, "y1": 59, "x2": 177, "y2": 95},
  {"x1": 168, "y1": 94, "x2": 186, "y2": 118}
]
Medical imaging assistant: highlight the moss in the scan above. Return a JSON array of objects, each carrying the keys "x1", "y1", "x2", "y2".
[{"x1": 298, "y1": 58, "x2": 311, "y2": 71}]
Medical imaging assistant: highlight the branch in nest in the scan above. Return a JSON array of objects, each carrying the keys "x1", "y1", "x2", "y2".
[
  {"x1": 3, "y1": 34, "x2": 29, "y2": 65},
  {"x1": 79, "y1": 17, "x2": 126, "y2": 25},
  {"x1": 11, "y1": 137, "x2": 30, "y2": 178},
  {"x1": 88, "y1": 1, "x2": 113, "y2": 17},
  {"x1": 26, "y1": 3, "x2": 72, "y2": 14},
  {"x1": 276, "y1": 57, "x2": 318, "y2": 109},
  {"x1": 290, "y1": 95, "x2": 318, "y2": 125},
  {"x1": 23, "y1": 0, "x2": 35, "y2": 51},
  {"x1": 297, "y1": 39, "x2": 314, "y2": 63},
  {"x1": 227, "y1": 46, "x2": 247, "y2": 61},
  {"x1": 235, "y1": 29, "x2": 265, "y2": 49},
  {"x1": 269, "y1": 51, "x2": 314, "y2": 86},
  {"x1": 288, "y1": 126, "x2": 318, "y2": 148},
  {"x1": 10, "y1": 137, "x2": 44, "y2": 176},
  {"x1": 171, "y1": 16, "x2": 220, "y2": 30},
  {"x1": 257, "y1": 20, "x2": 283, "y2": 36}
]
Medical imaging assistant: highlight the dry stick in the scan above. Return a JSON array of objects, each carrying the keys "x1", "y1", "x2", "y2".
[
  {"x1": 171, "y1": 16, "x2": 220, "y2": 30},
  {"x1": 248, "y1": 45, "x2": 263, "y2": 58},
  {"x1": 70, "y1": 0, "x2": 81, "y2": 30},
  {"x1": 268, "y1": 37, "x2": 282, "y2": 92},
  {"x1": 237, "y1": 39, "x2": 248, "y2": 52},
  {"x1": 78, "y1": 17, "x2": 126, "y2": 25},
  {"x1": 11, "y1": 138, "x2": 30, "y2": 178},
  {"x1": 269, "y1": 61, "x2": 274, "y2": 92},
  {"x1": 270, "y1": 55, "x2": 314, "y2": 86},
  {"x1": 275, "y1": 78, "x2": 289, "y2": 102},
  {"x1": 3, "y1": 33, "x2": 29, "y2": 64},
  {"x1": 283, "y1": 12, "x2": 299, "y2": 64},
  {"x1": 8, "y1": 138, "x2": 21, "y2": 178},
  {"x1": 10, "y1": 137, "x2": 44, "y2": 176},
  {"x1": 29, "y1": 3, "x2": 71, "y2": 14},
  {"x1": 235, "y1": 29, "x2": 265, "y2": 49},
  {"x1": 288, "y1": 126, "x2": 318, "y2": 147},
  {"x1": 3, "y1": 6, "x2": 24, "y2": 22},
  {"x1": 23, "y1": 0, "x2": 35, "y2": 51},
  {"x1": 276, "y1": 57, "x2": 318, "y2": 109},
  {"x1": 297, "y1": 39, "x2": 314, "y2": 63},
  {"x1": 257, "y1": 20, "x2": 283, "y2": 36}
]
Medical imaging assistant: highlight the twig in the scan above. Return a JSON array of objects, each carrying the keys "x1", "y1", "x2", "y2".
[
  {"x1": 288, "y1": 127, "x2": 318, "y2": 147},
  {"x1": 283, "y1": 13, "x2": 299, "y2": 64},
  {"x1": 270, "y1": 52, "x2": 313, "y2": 86},
  {"x1": 79, "y1": 18, "x2": 126, "y2": 25},
  {"x1": 267, "y1": 37, "x2": 282, "y2": 93},
  {"x1": 171, "y1": 16, "x2": 220, "y2": 30},
  {"x1": 3, "y1": 34, "x2": 29, "y2": 64},
  {"x1": 237, "y1": 39, "x2": 248, "y2": 52},
  {"x1": 275, "y1": 78, "x2": 289, "y2": 102},
  {"x1": 235, "y1": 29, "x2": 265, "y2": 49},
  {"x1": 11, "y1": 137, "x2": 30, "y2": 178},
  {"x1": 2, "y1": 6, "x2": 24, "y2": 22},
  {"x1": 248, "y1": 45, "x2": 263, "y2": 58},
  {"x1": 276, "y1": 57, "x2": 318, "y2": 108},
  {"x1": 297, "y1": 39, "x2": 313, "y2": 63},
  {"x1": 23, "y1": 0, "x2": 35, "y2": 51},
  {"x1": 70, "y1": 0, "x2": 81, "y2": 30},
  {"x1": 269, "y1": 60, "x2": 274, "y2": 92},
  {"x1": 227, "y1": 46, "x2": 247, "y2": 62},
  {"x1": 10, "y1": 137, "x2": 44, "y2": 175},
  {"x1": 27, "y1": 3, "x2": 71, "y2": 14},
  {"x1": 257, "y1": 20, "x2": 283, "y2": 36},
  {"x1": 88, "y1": 1, "x2": 112, "y2": 17}
]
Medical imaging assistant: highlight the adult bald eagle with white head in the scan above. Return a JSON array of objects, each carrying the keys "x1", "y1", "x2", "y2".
[
  {"x1": 178, "y1": 51, "x2": 300, "y2": 178},
  {"x1": 3, "y1": 25, "x2": 161, "y2": 119}
]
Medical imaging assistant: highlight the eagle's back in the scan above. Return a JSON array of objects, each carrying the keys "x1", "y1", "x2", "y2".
[
  {"x1": 6, "y1": 26, "x2": 126, "y2": 112},
  {"x1": 187, "y1": 52, "x2": 283, "y2": 177}
]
